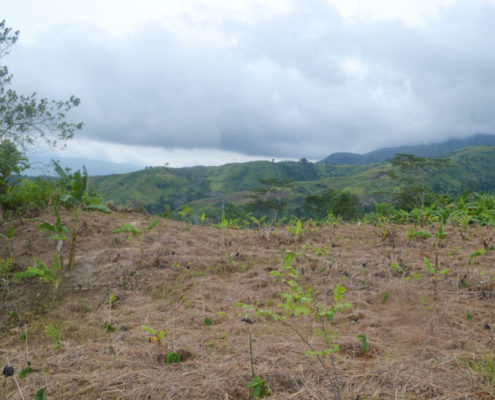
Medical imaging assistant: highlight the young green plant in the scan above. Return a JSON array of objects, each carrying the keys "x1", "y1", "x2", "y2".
[
  {"x1": 15, "y1": 255, "x2": 61, "y2": 291},
  {"x1": 37, "y1": 204, "x2": 69, "y2": 269},
  {"x1": 53, "y1": 161, "x2": 110, "y2": 270},
  {"x1": 424, "y1": 257, "x2": 449, "y2": 300},
  {"x1": 113, "y1": 218, "x2": 159, "y2": 266},
  {"x1": 237, "y1": 252, "x2": 352, "y2": 400},
  {"x1": 141, "y1": 325, "x2": 165, "y2": 343}
]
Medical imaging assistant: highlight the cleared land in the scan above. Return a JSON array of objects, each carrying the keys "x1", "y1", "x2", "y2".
[{"x1": 1, "y1": 209, "x2": 495, "y2": 399}]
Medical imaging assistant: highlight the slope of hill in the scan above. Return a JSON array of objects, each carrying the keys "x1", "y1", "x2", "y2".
[
  {"x1": 318, "y1": 133, "x2": 495, "y2": 165},
  {"x1": 1, "y1": 209, "x2": 495, "y2": 399}
]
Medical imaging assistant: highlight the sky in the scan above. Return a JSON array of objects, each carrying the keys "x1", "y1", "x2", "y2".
[{"x1": 3, "y1": 0, "x2": 495, "y2": 171}]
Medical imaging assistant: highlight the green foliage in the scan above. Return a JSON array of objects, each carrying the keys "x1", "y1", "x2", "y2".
[
  {"x1": 15, "y1": 255, "x2": 61, "y2": 289},
  {"x1": 357, "y1": 334, "x2": 368, "y2": 354},
  {"x1": 44, "y1": 324, "x2": 62, "y2": 350},
  {"x1": 0, "y1": 224, "x2": 15, "y2": 266},
  {"x1": 466, "y1": 311, "x2": 473, "y2": 321},
  {"x1": 35, "y1": 388, "x2": 47, "y2": 400},
  {"x1": 103, "y1": 322, "x2": 116, "y2": 333},
  {"x1": 166, "y1": 352, "x2": 181, "y2": 364},
  {"x1": 204, "y1": 317, "x2": 212, "y2": 326},
  {"x1": 389, "y1": 262, "x2": 403, "y2": 274},
  {"x1": 54, "y1": 161, "x2": 110, "y2": 270},
  {"x1": 0, "y1": 20, "x2": 82, "y2": 148},
  {"x1": 247, "y1": 375, "x2": 271, "y2": 398},
  {"x1": 466, "y1": 353, "x2": 495, "y2": 387},
  {"x1": 380, "y1": 291, "x2": 390, "y2": 303},
  {"x1": 0, "y1": 140, "x2": 29, "y2": 214},
  {"x1": 142, "y1": 325, "x2": 165, "y2": 343},
  {"x1": 113, "y1": 218, "x2": 160, "y2": 266},
  {"x1": 468, "y1": 249, "x2": 487, "y2": 265},
  {"x1": 19, "y1": 365, "x2": 33, "y2": 379},
  {"x1": 285, "y1": 218, "x2": 306, "y2": 237},
  {"x1": 387, "y1": 153, "x2": 450, "y2": 210},
  {"x1": 38, "y1": 204, "x2": 69, "y2": 269},
  {"x1": 238, "y1": 251, "x2": 352, "y2": 398}
]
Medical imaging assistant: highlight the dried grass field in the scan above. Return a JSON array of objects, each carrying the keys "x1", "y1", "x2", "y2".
[{"x1": 1, "y1": 209, "x2": 495, "y2": 399}]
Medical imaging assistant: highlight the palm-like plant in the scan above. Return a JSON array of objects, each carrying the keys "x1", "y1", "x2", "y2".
[{"x1": 53, "y1": 161, "x2": 110, "y2": 269}]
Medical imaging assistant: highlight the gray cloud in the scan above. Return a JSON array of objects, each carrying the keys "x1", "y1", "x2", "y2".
[{"x1": 6, "y1": 0, "x2": 495, "y2": 159}]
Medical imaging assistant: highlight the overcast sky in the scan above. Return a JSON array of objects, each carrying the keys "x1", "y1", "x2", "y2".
[{"x1": 3, "y1": 0, "x2": 495, "y2": 168}]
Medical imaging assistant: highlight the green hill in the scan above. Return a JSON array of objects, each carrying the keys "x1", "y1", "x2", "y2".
[{"x1": 90, "y1": 140, "x2": 495, "y2": 218}]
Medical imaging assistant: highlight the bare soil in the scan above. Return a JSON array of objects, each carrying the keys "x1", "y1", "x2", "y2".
[{"x1": 1, "y1": 209, "x2": 495, "y2": 399}]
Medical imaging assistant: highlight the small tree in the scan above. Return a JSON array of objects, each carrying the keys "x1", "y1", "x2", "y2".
[{"x1": 0, "y1": 20, "x2": 82, "y2": 148}]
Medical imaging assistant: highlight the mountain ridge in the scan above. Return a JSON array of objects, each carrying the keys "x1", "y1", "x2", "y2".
[{"x1": 318, "y1": 133, "x2": 495, "y2": 165}]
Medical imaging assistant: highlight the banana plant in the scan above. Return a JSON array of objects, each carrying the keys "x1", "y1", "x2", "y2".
[{"x1": 53, "y1": 161, "x2": 110, "y2": 270}]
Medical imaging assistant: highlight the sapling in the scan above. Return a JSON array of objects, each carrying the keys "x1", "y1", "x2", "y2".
[
  {"x1": 37, "y1": 204, "x2": 69, "y2": 269},
  {"x1": 113, "y1": 219, "x2": 159, "y2": 266},
  {"x1": 238, "y1": 252, "x2": 352, "y2": 400},
  {"x1": 0, "y1": 225, "x2": 15, "y2": 264},
  {"x1": 434, "y1": 223, "x2": 448, "y2": 249},
  {"x1": 44, "y1": 324, "x2": 62, "y2": 350},
  {"x1": 241, "y1": 317, "x2": 271, "y2": 399},
  {"x1": 105, "y1": 293, "x2": 117, "y2": 333},
  {"x1": 249, "y1": 215, "x2": 266, "y2": 239},
  {"x1": 285, "y1": 218, "x2": 306, "y2": 239},
  {"x1": 141, "y1": 325, "x2": 165, "y2": 343},
  {"x1": 357, "y1": 334, "x2": 368, "y2": 354},
  {"x1": 424, "y1": 257, "x2": 449, "y2": 300}
]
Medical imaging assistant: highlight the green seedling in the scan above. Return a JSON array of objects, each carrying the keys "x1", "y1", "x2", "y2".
[
  {"x1": 389, "y1": 262, "x2": 403, "y2": 274},
  {"x1": 35, "y1": 388, "x2": 47, "y2": 400},
  {"x1": 105, "y1": 293, "x2": 118, "y2": 333},
  {"x1": 0, "y1": 225, "x2": 15, "y2": 262},
  {"x1": 166, "y1": 352, "x2": 181, "y2": 364},
  {"x1": 45, "y1": 324, "x2": 62, "y2": 350},
  {"x1": 142, "y1": 325, "x2": 165, "y2": 343},
  {"x1": 285, "y1": 218, "x2": 306, "y2": 238},
  {"x1": 238, "y1": 251, "x2": 352, "y2": 400},
  {"x1": 178, "y1": 205, "x2": 194, "y2": 224},
  {"x1": 247, "y1": 375, "x2": 271, "y2": 399},
  {"x1": 249, "y1": 215, "x2": 266, "y2": 238},
  {"x1": 213, "y1": 212, "x2": 239, "y2": 247},
  {"x1": 424, "y1": 257, "x2": 449, "y2": 300},
  {"x1": 19, "y1": 365, "x2": 33, "y2": 379},
  {"x1": 468, "y1": 249, "x2": 487, "y2": 265},
  {"x1": 103, "y1": 322, "x2": 116, "y2": 333},
  {"x1": 113, "y1": 218, "x2": 159, "y2": 266},
  {"x1": 434, "y1": 223, "x2": 449, "y2": 249},
  {"x1": 15, "y1": 255, "x2": 61, "y2": 290},
  {"x1": 466, "y1": 311, "x2": 474, "y2": 321},
  {"x1": 204, "y1": 317, "x2": 212, "y2": 326},
  {"x1": 380, "y1": 291, "x2": 390, "y2": 303},
  {"x1": 405, "y1": 228, "x2": 432, "y2": 245},
  {"x1": 357, "y1": 334, "x2": 368, "y2": 354}
]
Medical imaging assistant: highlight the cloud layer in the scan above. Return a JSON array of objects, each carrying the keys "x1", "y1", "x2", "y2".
[{"x1": 6, "y1": 0, "x2": 495, "y2": 160}]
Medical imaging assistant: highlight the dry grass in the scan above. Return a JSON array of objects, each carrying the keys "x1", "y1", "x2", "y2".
[{"x1": 1, "y1": 210, "x2": 495, "y2": 399}]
